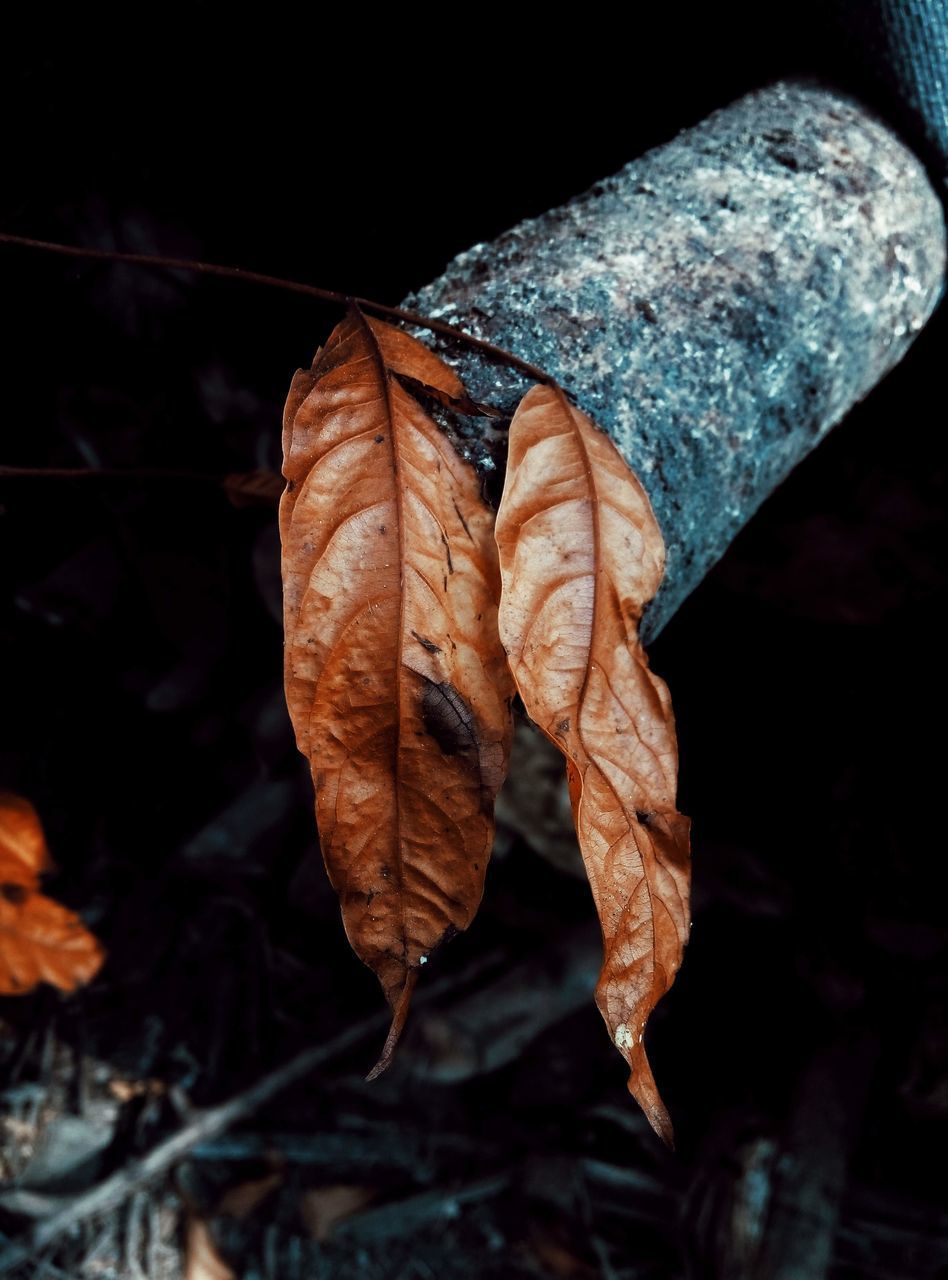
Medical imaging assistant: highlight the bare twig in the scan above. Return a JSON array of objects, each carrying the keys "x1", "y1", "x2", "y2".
[
  {"x1": 0, "y1": 230, "x2": 551, "y2": 385},
  {"x1": 0, "y1": 1009, "x2": 388, "y2": 1274},
  {"x1": 0, "y1": 466, "x2": 220, "y2": 483},
  {"x1": 0, "y1": 951, "x2": 504, "y2": 1274}
]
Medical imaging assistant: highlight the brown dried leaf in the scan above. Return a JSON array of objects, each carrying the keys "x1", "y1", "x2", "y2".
[
  {"x1": 0, "y1": 791, "x2": 52, "y2": 888},
  {"x1": 364, "y1": 315, "x2": 500, "y2": 417},
  {"x1": 0, "y1": 891, "x2": 105, "y2": 994},
  {"x1": 222, "y1": 468, "x2": 284, "y2": 507},
  {"x1": 364, "y1": 315, "x2": 469, "y2": 403},
  {"x1": 0, "y1": 794, "x2": 105, "y2": 996},
  {"x1": 184, "y1": 1216, "x2": 236, "y2": 1280},
  {"x1": 216, "y1": 1168, "x2": 283, "y2": 1218},
  {"x1": 281, "y1": 308, "x2": 513, "y2": 1070},
  {"x1": 495, "y1": 383, "x2": 691, "y2": 1145},
  {"x1": 528, "y1": 1227, "x2": 600, "y2": 1280},
  {"x1": 299, "y1": 1183, "x2": 374, "y2": 1241}
]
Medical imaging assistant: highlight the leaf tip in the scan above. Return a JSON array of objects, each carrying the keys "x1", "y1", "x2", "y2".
[
  {"x1": 365, "y1": 968, "x2": 418, "y2": 1082},
  {"x1": 625, "y1": 1048, "x2": 675, "y2": 1149}
]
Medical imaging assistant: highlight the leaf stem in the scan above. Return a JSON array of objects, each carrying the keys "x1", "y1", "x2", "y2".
[
  {"x1": 0, "y1": 230, "x2": 551, "y2": 385},
  {"x1": 0, "y1": 465, "x2": 219, "y2": 482}
]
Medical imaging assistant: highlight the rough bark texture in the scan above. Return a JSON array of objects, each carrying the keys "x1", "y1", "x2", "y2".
[{"x1": 403, "y1": 80, "x2": 946, "y2": 639}]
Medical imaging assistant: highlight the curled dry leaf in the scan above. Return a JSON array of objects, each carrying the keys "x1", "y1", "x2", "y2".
[
  {"x1": 495, "y1": 384, "x2": 691, "y2": 1145},
  {"x1": 281, "y1": 308, "x2": 512, "y2": 1072},
  {"x1": 0, "y1": 792, "x2": 105, "y2": 996}
]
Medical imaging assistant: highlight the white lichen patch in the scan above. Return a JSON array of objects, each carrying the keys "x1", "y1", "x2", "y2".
[{"x1": 614, "y1": 1023, "x2": 635, "y2": 1051}]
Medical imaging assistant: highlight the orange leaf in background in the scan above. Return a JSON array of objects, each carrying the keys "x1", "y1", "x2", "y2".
[
  {"x1": 0, "y1": 792, "x2": 105, "y2": 996},
  {"x1": 222, "y1": 468, "x2": 285, "y2": 507},
  {"x1": 280, "y1": 307, "x2": 513, "y2": 1072},
  {"x1": 299, "y1": 1183, "x2": 374, "y2": 1241},
  {"x1": 184, "y1": 1216, "x2": 236, "y2": 1280},
  {"x1": 0, "y1": 892, "x2": 105, "y2": 995},
  {"x1": 494, "y1": 384, "x2": 691, "y2": 1145},
  {"x1": 0, "y1": 790, "x2": 52, "y2": 888}
]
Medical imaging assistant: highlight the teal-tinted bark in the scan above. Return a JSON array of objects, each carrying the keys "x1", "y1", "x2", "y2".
[{"x1": 403, "y1": 82, "x2": 945, "y2": 640}]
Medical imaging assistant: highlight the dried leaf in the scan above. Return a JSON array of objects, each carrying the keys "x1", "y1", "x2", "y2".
[
  {"x1": 0, "y1": 791, "x2": 52, "y2": 888},
  {"x1": 528, "y1": 1228, "x2": 600, "y2": 1280},
  {"x1": 217, "y1": 1169, "x2": 283, "y2": 1218},
  {"x1": 281, "y1": 308, "x2": 512, "y2": 1070},
  {"x1": 364, "y1": 315, "x2": 469, "y2": 404},
  {"x1": 495, "y1": 383, "x2": 690, "y2": 1145},
  {"x1": 222, "y1": 468, "x2": 284, "y2": 507},
  {"x1": 0, "y1": 793, "x2": 105, "y2": 996},
  {"x1": 364, "y1": 316, "x2": 500, "y2": 417},
  {"x1": 0, "y1": 885, "x2": 105, "y2": 995},
  {"x1": 184, "y1": 1216, "x2": 236, "y2": 1280},
  {"x1": 299, "y1": 1183, "x2": 374, "y2": 1241}
]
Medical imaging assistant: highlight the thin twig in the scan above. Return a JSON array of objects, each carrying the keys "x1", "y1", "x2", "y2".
[
  {"x1": 0, "y1": 466, "x2": 220, "y2": 482},
  {"x1": 0, "y1": 950, "x2": 504, "y2": 1274},
  {"x1": 0, "y1": 467, "x2": 285, "y2": 509},
  {"x1": 0, "y1": 1008, "x2": 388, "y2": 1275},
  {"x1": 0, "y1": 230, "x2": 551, "y2": 385}
]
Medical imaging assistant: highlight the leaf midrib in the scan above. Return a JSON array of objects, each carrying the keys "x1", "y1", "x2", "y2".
[
  {"x1": 361, "y1": 312, "x2": 410, "y2": 968},
  {"x1": 558, "y1": 388, "x2": 659, "y2": 1002}
]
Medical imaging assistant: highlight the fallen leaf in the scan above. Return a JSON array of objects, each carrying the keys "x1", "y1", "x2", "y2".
[
  {"x1": 108, "y1": 1077, "x2": 165, "y2": 1102},
  {"x1": 222, "y1": 468, "x2": 284, "y2": 507},
  {"x1": 0, "y1": 793, "x2": 105, "y2": 996},
  {"x1": 184, "y1": 1215, "x2": 236, "y2": 1280},
  {"x1": 299, "y1": 1183, "x2": 374, "y2": 1241},
  {"x1": 495, "y1": 383, "x2": 690, "y2": 1145},
  {"x1": 281, "y1": 307, "x2": 513, "y2": 1071},
  {"x1": 528, "y1": 1227, "x2": 600, "y2": 1279},
  {"x1": 0, "y1": 884, "x2": 105, "y2": 995},
  {"x1": 0, "y1": 791, "x2": 52, "y2": 888},
  {"x1": 217, "y1": 1168, "x2": 283, "y2": 1218}
]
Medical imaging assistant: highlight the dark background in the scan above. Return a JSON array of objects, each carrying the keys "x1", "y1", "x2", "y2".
[{"x1": 1, "y1": 8, "x2": 945, "y2": 1277}]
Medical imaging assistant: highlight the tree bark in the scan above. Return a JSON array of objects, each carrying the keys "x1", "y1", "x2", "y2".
[{"x1": 404, "y1": 79, "x2": 945, "y2": 639}]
